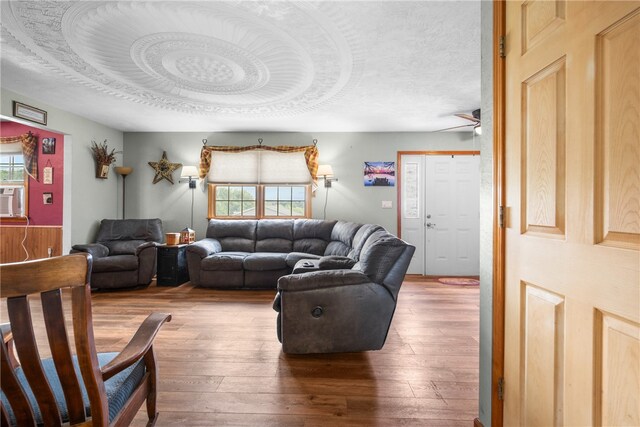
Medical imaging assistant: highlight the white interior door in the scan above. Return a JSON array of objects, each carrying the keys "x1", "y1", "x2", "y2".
[
  {"x1": 401, "y1": 154, "x2": 480, "y2": 276},
  {"x1": 425, "y1": 155, "x2": 480, "y2": 276}
]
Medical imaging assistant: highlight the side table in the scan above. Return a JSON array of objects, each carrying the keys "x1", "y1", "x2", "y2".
[{"x1": 157, "y1": 244, "x2": 189, "y2": 286}]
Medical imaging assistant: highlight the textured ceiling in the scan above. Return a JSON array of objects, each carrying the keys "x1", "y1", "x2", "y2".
[{"x1": 0, "y1": 1, "x2": 481, "y2": 132}]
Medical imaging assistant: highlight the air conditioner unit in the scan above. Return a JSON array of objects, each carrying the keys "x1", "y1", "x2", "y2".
[{"x1": 0, "y1": 194, "x2": 14, "y2": 217}]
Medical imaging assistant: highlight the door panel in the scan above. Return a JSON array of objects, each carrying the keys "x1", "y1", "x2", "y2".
[
  {"x1": 504, "y1": 2, "x2": 639, "y2": 426},
  {"x1": 400, "y1": 155, "x2": 425, "y2": 274},
  {"x1": 595, "y1": 10, "x2": 640, "y2": 250},
  {"x1": 426, "y1": 155, "x2": 480, "y2": 276}
]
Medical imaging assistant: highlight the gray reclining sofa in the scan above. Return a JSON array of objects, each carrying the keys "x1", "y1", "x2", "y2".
[
  {"x1": 186, "y1": 219, "x2": 385, "y2": 289},
  {"x1": 187, "y1": 219, "x2": 415, "y2": 353},
  {"x1": 71, "y1": 219, "x2": 163, "y2": 290}
]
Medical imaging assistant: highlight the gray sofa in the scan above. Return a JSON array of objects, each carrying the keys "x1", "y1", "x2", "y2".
[
  {"x1": 71, "y1": 219, "x2": 163, "y2": 289},
  {"x1": 186, "y1": 219, "x2": 384, "y2": 289},
  {"x1": 187, "y1": 219, "x2": 415, "y2": 354}
]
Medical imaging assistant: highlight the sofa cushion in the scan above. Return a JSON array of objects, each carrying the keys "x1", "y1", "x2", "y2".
[
  {"x1": 355, "y1": 231, "x2": 407, "y2": 284},
  {"x1": 201, "y1": 252, "x2": 249, "y2": 271},
  {"x1": 206, "y1": 220, "x2": 256, "y2": 252},
  {"x1": 324, "y1": 221, "x2": 362, "y2": 256},
  {"x1": 292, "y1": 219, "x2": 336, "y2": 255},
  {"x1": 256, "y1": 220, "x2": 294, "y2": 240},
  {"x1": 347, "y1": 223, "x2": 385, "y2": 261},
  {"x1": 97, "y1": 218, "x2": 163, "y2": 243},
  {"x1": 92, "y1": 255, "x2": 138, "y2": 273},
  {"x1": 293, "y1": 219, "x2": 336, "y2": 240},
  {"x1": 104, "y1": 240, "x2": 146, "y2": 255},
  {"x1": 255, "y1": 220, "x2": 294, "y2": 252},
  {"x1": 243, "y1": 253, "x2": 288, "y2": 271},
  {"x1": 285, "y1": 252, "x2": 321, "y2": 268}
]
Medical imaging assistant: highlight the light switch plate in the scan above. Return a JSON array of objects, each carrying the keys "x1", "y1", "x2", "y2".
[{"x1": 381, "y1": 200, "x2": 393, "y2": 209}]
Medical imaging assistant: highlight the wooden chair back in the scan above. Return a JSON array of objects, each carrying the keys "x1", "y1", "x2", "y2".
[{"x1": 0, "y1": 254, "x2": 111, "y2": 426}]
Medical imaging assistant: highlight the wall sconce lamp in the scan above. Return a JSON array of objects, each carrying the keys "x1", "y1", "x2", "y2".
[
  {"x1": 317, "y1": 164, "x2": 337, "y2": 188},
  {"x1": 180, "y1": 166, "x2": 199, "y2": 228},
  {"x1": 114, "y1": 166, "x2": 133, "y2": 219},
  {"x1": 180, "y1": 165, "x2": 198, "y2": 189}
]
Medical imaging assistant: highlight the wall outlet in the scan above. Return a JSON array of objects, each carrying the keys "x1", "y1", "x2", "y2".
[
  {"x1": 381, "y1": 200, "x2": 393, "y2": 209},
  {"x1": 47, "y1": 247, "x2": 53, "y2": 257}
]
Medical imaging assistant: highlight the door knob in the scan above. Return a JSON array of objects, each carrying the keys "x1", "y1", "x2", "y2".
[{"x1": 426, "y1": 222, "x2": 436, "y2": 229}]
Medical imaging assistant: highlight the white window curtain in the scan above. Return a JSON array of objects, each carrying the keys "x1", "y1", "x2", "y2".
[{"x1": 208, "y1": 150, "x2": 312, "y2": 184}]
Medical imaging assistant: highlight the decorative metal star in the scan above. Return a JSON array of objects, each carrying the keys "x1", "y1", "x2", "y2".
[{"x1": 148, "y1": 151, "x2": 182, "y2": 184}]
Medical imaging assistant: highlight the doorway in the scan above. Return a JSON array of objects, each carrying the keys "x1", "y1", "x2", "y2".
[{"x1": 398, "y1": 152, "x2": 480, "y2": 276}]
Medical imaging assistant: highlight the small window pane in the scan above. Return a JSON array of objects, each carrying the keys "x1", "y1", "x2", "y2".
[
  {"x1": 278, "y1": 186, "x2": 291, "y2": 199},
  {"x1": 216, "y1": 186, "x2": 228, "y2": 200},
  {"x1": 243, "y1": 201, "x2": 256, "y2": 215},
  {"x1": 216, "y1": 201, "x2": 228, "y2": 216},
  {"x1": 278, "y1": 201, "x2": 291, "y2": 216},
  {"x1": 229, "y1": 187, "x2": 243, "y2": 200},
  {"x1": 292, "y1": 202, "x2": 305, "y2": 216},
  {"x1": 243, "y1": 186, "x2": 256, "y2": 200},
  {"x1": 229, "y1": 201, "x2": 243, "y2": 216},
  {"x1": 265, "y1": 201, "x2": 278, "y2": 216},
  {"x1": 264, "y1": 186, "x2": 277, "y2": 200},
  {"x1": 291, "y1": 186, "x2": 305, "y2": 201}
]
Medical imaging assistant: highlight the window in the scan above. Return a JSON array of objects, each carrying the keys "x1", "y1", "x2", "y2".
[
  {"x1": 213, "y1": 185, "x2": 257, "y2": 217},
  {"x1": 0, "y1": 153, "x2": 25, "y2": 183},
  {"x1": 0, "y1": 153, "x2": 28, "y2": 220},
  {"x1": 209, "y1": 184, "x2": 311, "y2": 219},
  {"x1": 264, "y1": 186, "x2": 307, "y2": 217}
]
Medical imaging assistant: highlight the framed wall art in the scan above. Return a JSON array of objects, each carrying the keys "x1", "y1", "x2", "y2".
[
  {"x1": 364, "y1": 162, "x2": 395, "y2": 187},
  {"x1": 43, "y1": 192, "x2": 53, "y2": 205},
  {"x1": 13, "y1": 101, "x2": 47, "y2": 125},
  {"x1": 43, "y1": 160, "x2": 53, "y2": 185},
  {"x1": 42, "y1": 137, "x2": 56, "y2": 154}
]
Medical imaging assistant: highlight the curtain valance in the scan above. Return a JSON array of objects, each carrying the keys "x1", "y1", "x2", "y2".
[
  {"x1": 199, "y1": 144, "x2": 319, "y2": 184},
  {"x1": 0, "y1": 132, "x2": 38, "y2": 180}
]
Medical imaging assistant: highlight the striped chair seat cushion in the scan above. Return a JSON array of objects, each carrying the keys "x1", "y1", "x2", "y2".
[{"x1": 1, "y1": 352, "x2": 145, "y2": 426}]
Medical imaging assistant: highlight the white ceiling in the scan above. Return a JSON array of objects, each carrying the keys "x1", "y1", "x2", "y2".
[{"x1": 0, "y1": 1, "x2": 481, "y2": 133}]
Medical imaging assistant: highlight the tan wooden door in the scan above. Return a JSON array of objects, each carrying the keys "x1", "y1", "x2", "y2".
[{"x1": 504, "y1": 2, "x2": 639, "y2": 426}]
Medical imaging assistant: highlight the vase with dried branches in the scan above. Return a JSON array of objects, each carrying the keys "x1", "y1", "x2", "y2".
[{"x1": 91, "y1": 139, "x2": 121, "y2": 179}]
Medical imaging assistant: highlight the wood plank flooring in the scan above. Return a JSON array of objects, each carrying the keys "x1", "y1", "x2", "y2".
[{"x1": 3, "y1": 276, "x2": 480, "y2": 426}]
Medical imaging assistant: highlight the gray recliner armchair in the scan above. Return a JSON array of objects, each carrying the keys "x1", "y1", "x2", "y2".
[
  {"x1": 273, "y1": 229, "x2": 415, "y2": 354},
  {"x1": 71, "y1": 219, "x2": 163, "y2": 289}
]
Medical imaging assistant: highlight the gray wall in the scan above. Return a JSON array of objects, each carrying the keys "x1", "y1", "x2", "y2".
[
  {"x1": 123, "y1": 131, "x2": 476, "y2": 239},
  {"x1": 1, "y1": 88, "x2": 124, "y2": 251},
  {"x1": 479, "y1": 1, "x2": 494, "y2": 425}
]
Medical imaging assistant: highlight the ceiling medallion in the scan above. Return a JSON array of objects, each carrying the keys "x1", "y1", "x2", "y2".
[
  {"x1": 130, "y1": 33, "x2": 269, "y2": 95},
  {"x1": 148, "y1": 151, "x2": 182, "y2": 185},
  {"x1": 3, "y1": 1, "x2": 361, "y2": 117}
]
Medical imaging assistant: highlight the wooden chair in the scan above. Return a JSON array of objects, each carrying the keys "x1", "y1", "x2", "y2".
[{"x1": 0, "y1": 254, "x2": 171, "y2": 426}]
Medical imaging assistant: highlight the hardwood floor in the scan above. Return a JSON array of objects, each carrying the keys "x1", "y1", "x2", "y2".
[{"x1": 4, "y1": 276, "x2": 480, "y2": 426}]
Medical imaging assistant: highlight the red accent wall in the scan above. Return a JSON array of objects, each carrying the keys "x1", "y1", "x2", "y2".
[{"x1": 0, "y1": 121, "x2": 64, "y2": 226}]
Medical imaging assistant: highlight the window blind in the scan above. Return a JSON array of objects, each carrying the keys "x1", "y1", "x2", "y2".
[{"x1": 208, "y1": 150, "x2": 312, "y2": 184}]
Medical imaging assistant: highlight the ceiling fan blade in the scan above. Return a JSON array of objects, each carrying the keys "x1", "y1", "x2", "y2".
[
  {"x1": 435, "y1": 124, "x2": 474, "y2": 132},
  {"x1": 454, "y1": 113, "x2": 481, "y2": 123}
]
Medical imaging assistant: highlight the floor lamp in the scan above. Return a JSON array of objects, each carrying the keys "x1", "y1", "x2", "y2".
[{"x1": 114, "y1": 166, "x2": 132, "y2": 219}]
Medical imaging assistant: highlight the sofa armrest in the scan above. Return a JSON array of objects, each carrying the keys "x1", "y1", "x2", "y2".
[
  {"x1": 70, "y1": 243, "x2": 109, "y2": 259},
  {"x1": 186, "y1": 238, "x2": 222, "y2": 258},
  {"x1": 135, "y1": 241, "x2": 159, "y2": 256},
  {"x1": 277, "y1": 269, "x2": 371, "y2": 292},
  {"x1": 318, "y1": 255, "x2": 356, "y2": 270}
]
